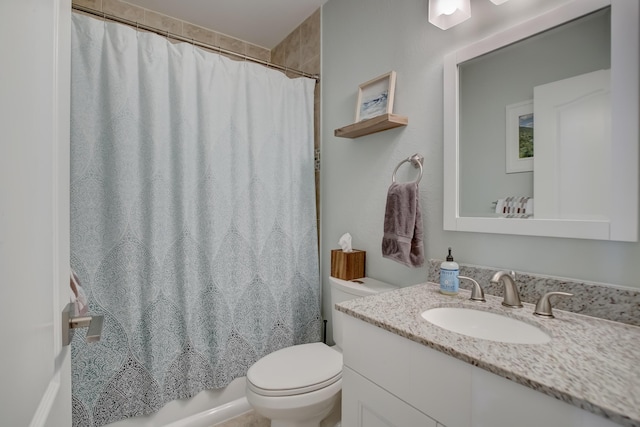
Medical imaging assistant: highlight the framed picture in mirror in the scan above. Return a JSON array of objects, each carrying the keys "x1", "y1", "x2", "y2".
[{"x1": 505, "y1": 100, "x2": 533, "y2": 173}]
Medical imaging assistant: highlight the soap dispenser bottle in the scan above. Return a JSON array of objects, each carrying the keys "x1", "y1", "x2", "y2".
[{"x1": 440, "y1": 247, "x2": 459, "y2": 295}]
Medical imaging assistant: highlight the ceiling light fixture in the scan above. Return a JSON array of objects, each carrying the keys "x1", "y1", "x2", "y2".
[
  {"x1": 429, "y1": 0, "x2": 511, "y2": 30},
  {"x1": 429, "y1": 0, "x2": 471, "y2": 30}
]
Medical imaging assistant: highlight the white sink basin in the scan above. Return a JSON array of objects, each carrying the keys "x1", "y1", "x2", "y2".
[{"x1": 421, "y1": 307, "x2": 550, "y2": 344}]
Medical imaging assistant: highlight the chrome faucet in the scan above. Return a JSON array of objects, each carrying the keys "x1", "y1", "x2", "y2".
[{"x1": 490, "y1": 270, "x2": 523, "y2": 308}]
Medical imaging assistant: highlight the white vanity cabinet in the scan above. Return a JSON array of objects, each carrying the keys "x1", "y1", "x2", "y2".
[
  {"x1": 342, "y1": 314, "x2": 471, "y2": 427},
  {"x1": 341, "y1": 315, "x2": 622, "y2": 427}
]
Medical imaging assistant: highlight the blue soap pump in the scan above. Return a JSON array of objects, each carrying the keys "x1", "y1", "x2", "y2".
[{"x1": 439, "y1": 247, "x2": 459, "y2": 295}]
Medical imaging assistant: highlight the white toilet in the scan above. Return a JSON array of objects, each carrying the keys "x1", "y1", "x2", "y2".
[{"x1": 245, "y1": 276, "x2": 398, "y2": 427}]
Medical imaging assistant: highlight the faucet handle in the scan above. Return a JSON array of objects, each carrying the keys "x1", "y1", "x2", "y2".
[
  {"x1": 458, "y1": 276, "x2": 485, "y2": 302},
  {"x1": 534, "y1": 292, "x2": 573, "y2": 318}
]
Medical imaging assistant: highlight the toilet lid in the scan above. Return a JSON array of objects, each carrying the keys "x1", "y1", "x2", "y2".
[{"x1": 247, "y1": 342, "x2": 343, "y2": 397}]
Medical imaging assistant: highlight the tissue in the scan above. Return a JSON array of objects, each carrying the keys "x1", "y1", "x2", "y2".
[
  {"x1": 338, "y1": 233, "x2": 353, "y2": 252},
  {"x1": 332, "y1": 233, "x2": 365, "y2": 279}
]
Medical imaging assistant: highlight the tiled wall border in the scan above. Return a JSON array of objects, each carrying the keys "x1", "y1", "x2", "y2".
[{"x1": 427, "y1": 259, "x2": 640, "y2": 326}]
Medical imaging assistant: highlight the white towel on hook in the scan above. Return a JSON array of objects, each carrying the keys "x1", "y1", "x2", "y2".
[{"x1": 70, "y1": 269, "x2": 88, "y2": 316}]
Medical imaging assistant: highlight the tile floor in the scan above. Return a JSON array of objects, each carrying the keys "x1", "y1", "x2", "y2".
[{"x1": 213, "y1": 410, "x2": 270, "y2": 427}]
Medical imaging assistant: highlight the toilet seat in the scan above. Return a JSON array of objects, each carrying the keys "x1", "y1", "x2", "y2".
[{"x1": 247, "y1": 342, "x2": 342, "y2": 397}]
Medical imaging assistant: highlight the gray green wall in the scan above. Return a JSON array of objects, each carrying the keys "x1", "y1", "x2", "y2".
[{"x1": 320, "y1": 0, "x2": 639, "y2": 338}]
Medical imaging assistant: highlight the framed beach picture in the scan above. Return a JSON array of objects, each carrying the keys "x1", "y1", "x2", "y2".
[
  {"x1": 505, "y1": 100, "x2": 534, "y2": 173},
  {"x1": 355, "y1": 71, "x2": 397, "y2": 122}
]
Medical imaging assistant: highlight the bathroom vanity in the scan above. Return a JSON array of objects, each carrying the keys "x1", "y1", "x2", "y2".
[{"x1": 337, "y1": 283, "x2": 640, "y2": 427}]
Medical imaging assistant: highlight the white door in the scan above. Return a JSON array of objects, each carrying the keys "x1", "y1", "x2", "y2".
[
  {"x1": 533, "y1": 69, "x2": 611, "y2": 221},
  {"x1": 0, "y1": 0, "x2": 72, "y2": 425}
]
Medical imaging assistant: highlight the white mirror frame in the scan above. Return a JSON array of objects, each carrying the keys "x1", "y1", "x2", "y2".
[{"x1": 443, "y1": 0, "x2": 638, "y2": 241}]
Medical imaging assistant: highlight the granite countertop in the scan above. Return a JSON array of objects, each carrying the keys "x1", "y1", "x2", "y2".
[{"x1": 336, "y1": 282, "x2": 640, "y2": 427}]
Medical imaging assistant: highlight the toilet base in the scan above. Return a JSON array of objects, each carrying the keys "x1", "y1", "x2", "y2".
[
  {"x1": 267, "y1": 392, "x2": 338, "y2": 427},
  {"x1": 270, "y1": 417, "x2": 327, "y2": 427},
  {"x1": 247, "y1": 381, "x2": 341, "y2": 427}
]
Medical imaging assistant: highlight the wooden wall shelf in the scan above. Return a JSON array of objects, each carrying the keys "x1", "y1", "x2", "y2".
[{"x1": 334, "y1": 113, "x2": 408, "y2": 139}]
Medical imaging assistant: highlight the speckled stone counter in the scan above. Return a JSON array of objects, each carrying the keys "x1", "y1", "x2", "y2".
[{"x1": 336, "y1": 282, "x2": 640, "y2": 427}]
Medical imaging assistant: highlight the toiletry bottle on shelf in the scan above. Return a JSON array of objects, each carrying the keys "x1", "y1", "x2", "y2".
[{"x1": 440, "y1": 248, "x2": 459, "y2": 295}]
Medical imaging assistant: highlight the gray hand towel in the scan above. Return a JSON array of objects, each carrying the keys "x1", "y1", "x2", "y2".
[{"x1": 382, "y1": 182, "x2": 424, "y2": 268}]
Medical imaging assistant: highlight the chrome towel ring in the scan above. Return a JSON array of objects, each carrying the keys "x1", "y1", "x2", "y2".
[{"x1": 392, "y1": 153, "x2": 424, "y2": 184}]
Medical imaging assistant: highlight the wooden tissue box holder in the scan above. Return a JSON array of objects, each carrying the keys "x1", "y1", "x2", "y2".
[{"x1": 331, "y1": 249, "x2": 365, "y2": 280}]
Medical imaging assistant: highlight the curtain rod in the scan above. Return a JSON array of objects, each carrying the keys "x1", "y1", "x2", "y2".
[{"x1": 71, "y1": 4, "x2": 320, "y2": 82}]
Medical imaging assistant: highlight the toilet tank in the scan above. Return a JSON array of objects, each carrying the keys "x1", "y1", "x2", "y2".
[{"x1": 329, "y1": 276, "x2": 398, "y2": 349}]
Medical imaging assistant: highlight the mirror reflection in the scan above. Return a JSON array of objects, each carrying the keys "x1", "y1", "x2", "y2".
[{"x1": 458, "y1": 8, "x2": 611, "y2": 219}]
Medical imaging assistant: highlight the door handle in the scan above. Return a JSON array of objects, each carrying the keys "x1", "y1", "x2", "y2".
[{"x1": 62, "y1": 303, "x2": 104, "y2": 346}]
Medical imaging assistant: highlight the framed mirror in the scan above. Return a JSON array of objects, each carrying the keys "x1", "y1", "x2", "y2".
[{"x1": 443, "y1": 0, "x2": 638, "y2": 241}]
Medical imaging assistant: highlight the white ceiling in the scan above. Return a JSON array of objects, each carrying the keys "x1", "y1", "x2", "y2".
[{"x1": 125, "y1": 0, "x2": 328, "y2": 49}]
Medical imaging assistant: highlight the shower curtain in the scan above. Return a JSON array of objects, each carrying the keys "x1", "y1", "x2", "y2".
[{"x1": 69, "y1": 14, "x2": 320, "y2": 426}]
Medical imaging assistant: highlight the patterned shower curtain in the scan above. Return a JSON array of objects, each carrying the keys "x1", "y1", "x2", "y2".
[{"x1": 69, "y1": 14, "x2": 320, "y2": 426}]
